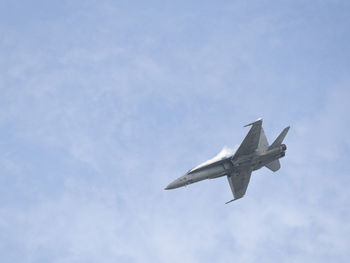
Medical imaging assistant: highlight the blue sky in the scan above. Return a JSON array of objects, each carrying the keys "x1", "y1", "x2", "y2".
[{"x1": 0, "y1": 0, "x2": 349, "y2": 262}]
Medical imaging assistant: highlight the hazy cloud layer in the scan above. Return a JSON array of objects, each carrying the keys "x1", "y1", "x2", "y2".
[{"x1": 0, "y1": 1, "x2": 349, "y2": 262}]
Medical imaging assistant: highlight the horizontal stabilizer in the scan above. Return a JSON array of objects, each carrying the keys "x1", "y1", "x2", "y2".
[
  {"x1": 269, "y1": 126, "x2": 290, "y2": 149},
  {"x1": 265, "y1": 160, "x2": 281, "y2": 172}
]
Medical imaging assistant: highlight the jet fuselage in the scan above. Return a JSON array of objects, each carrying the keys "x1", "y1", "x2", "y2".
[{"x1": 165, "y1": 144, "x2": 286, "y2": 190}]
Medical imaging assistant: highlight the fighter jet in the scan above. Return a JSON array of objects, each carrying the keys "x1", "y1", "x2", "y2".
[{"x1": 164, "y1": 119, "x2": 290, "y2": 203}]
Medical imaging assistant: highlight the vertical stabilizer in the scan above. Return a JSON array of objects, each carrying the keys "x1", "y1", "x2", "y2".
[
  {"x1": 268, "y1": 126, "x2": 290, "y2": 150},
  {"x1": 257, "y1": 127, "x2": 269, "y2": 153}
]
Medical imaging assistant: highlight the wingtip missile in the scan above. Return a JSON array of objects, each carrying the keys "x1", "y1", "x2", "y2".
[
  {"x1": 244, "y1": 118, "x2": 263, "y2": 127},
  {"x1": 225, "y1": 198, "x2": 239, "y2": 204}
]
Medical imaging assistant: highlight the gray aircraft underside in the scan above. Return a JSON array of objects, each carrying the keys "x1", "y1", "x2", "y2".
[{"x1": 164, "y1": 119, "x2": 290, "y2": 203}]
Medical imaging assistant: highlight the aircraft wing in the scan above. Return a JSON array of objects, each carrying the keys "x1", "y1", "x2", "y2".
[
  {"x1": 234, "y1": 119, "x2": 262, "y2": 157},
  {"x1": 226, "y1": 169, "x2": 252, "y2": 203}
]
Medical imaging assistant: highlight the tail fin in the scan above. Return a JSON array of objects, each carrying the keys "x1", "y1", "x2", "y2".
[
  {"x1": 257, "y1": 127, "x2": 269, "y2": 153},
  {"x1": 268, "y1": 126, "x2": 290, "y2": 150}
]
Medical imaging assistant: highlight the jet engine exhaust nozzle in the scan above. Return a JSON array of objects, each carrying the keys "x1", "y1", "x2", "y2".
[{"x1": 280, "y1": 144, "x2": 287, "y2": 151}]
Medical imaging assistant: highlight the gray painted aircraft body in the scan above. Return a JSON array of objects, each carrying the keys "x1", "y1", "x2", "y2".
[{"x1": 164, "y1": 119, "x2": 290, "y2": 203}]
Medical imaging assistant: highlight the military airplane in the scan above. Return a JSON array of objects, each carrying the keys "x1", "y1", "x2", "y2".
[{"x1": 164, "y1": 119, "x2": 290, "y2": 203}]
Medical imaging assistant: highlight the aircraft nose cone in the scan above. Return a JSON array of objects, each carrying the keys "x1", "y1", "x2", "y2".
[
  {"x1": 164, "y1": 182, "x2": 175, "y2": 190},
  {"x1": 164, "y1": 177, "x2": 183, "y2": 190}
]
